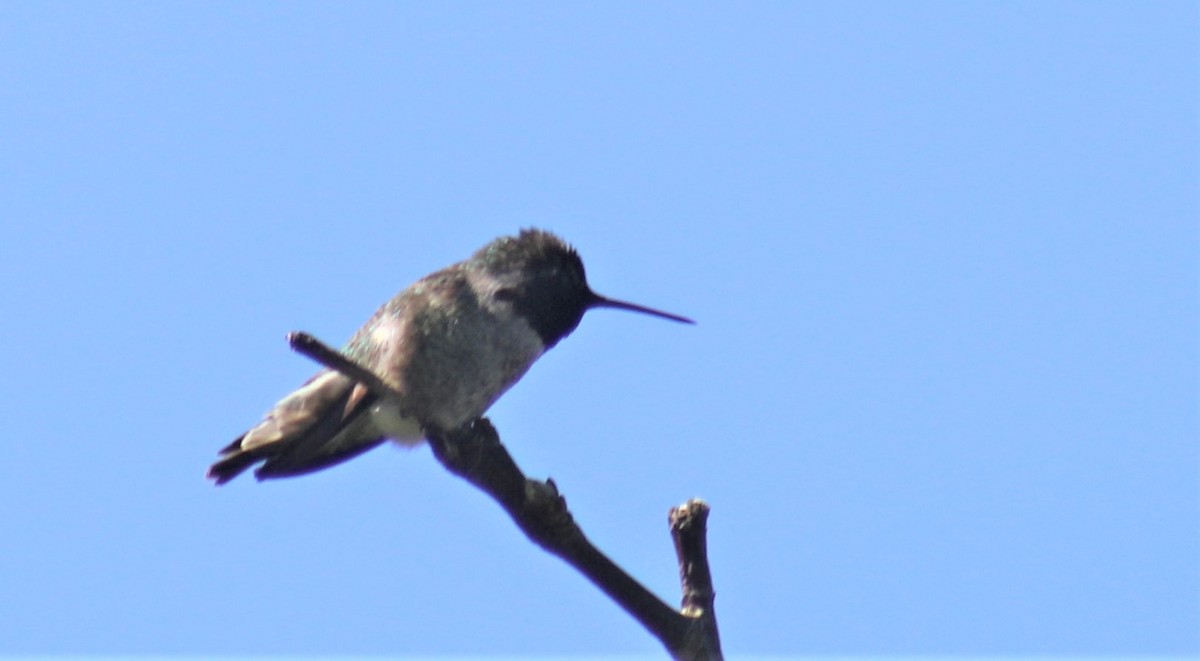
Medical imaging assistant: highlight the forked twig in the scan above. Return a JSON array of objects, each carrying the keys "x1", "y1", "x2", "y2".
[{"x1": 288, "y1": 331, "x2": 722, "y2": 660}]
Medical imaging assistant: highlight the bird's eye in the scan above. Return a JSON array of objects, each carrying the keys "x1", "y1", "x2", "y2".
[{"x1": 495, "y1": 287, "x2": 518, "y2": 302}]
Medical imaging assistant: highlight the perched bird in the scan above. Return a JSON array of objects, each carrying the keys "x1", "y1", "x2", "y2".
[{"x1": 207, "y1": 229, "x2": 693, "y2": 484}]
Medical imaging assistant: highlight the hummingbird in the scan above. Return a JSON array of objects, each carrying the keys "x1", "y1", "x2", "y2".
[{"x1": 207, "y1": 229, "x2": 693, "y2": 484}]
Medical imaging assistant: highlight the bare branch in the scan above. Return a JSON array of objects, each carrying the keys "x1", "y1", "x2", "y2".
[
  {"x1": 670, "y1": 500, "x2": 722, "y2": 659},
  {"x1": 288, "y1": 331, "x2": 723, "y2": 659}
]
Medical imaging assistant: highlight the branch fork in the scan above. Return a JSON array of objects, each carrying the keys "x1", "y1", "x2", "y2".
[{"x1": 287, "y1": 331, "x2": 722, "y2": 660}]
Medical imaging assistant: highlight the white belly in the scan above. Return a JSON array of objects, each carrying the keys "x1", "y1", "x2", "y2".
[{"x1": 368, "y1": 399, "x2": 425, "y2": 446}]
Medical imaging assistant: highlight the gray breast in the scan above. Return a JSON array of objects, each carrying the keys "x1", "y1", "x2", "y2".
[{"x1": 400, "y1": 283, "x2": 545, "y2": 431}]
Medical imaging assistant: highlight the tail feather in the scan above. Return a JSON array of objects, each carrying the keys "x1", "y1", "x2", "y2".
[{"x1": 206, "y1": 438, "x2": 267, "y2": 485}]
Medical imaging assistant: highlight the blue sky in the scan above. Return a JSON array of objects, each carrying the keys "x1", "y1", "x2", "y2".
[{"x1": 1, "y1": 2, "x2": 1196, "y2": 657}]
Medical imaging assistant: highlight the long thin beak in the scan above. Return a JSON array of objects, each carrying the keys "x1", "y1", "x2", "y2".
[{"x1": 589, "y1": 292, "x2": 695, "y2": 324}]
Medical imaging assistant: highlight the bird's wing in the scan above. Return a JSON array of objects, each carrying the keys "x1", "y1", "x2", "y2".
[{"x1": 207, "y1": 370, "x2": 382, "y2": 484}]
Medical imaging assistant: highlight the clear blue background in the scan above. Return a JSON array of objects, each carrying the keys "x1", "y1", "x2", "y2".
[{"x1": 1, "y1": 2, "x2": 1196, "y2": 657}]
